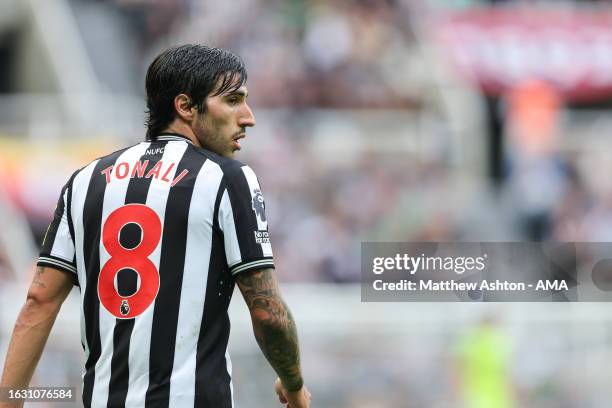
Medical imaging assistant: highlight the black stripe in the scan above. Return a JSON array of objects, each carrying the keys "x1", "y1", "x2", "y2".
[
  {"x1": 195, "y1": 231, "x2": 234, "y2": 408},
  {"x1": 82, "y1": 150, "x2": 127, "y2": 408},
  {"x1": 37, "y1": 255, "x2": 76, "y2": 271},
  {"x1": 107, "y1": 325, "x2": 132, "y2": 408},
  {"x1": 65, "y1": 170, "x2": 78, "y2": 244},
  {"x1": 73, "y1": 254, "x2": 80, "y2": 287},
  {"x1": 212, "y1": 178, "x2": 226, "y2": 236},
  {"x1": 145, "y1": 148, "x2": 206, "y2": 407},
  {"x1": 225, "y1": 166, "x2": 265, "y2": 261},
  {"x1": 40, "y1": 183, "x2": 68, "y2": 253},
  {"x1": 107, "y1": 143, "x2": 162, "y2": 408},
  {"x1": 73, "y1": 255, "x2": 80, "y2": 287}
]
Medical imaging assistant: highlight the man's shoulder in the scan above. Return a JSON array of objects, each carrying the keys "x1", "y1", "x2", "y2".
[
  {"x1": 93, "y1": 144, "x2": 137, "y2": 162},
  {"x1": 68, "y1": 143, "x2": 140, "y2": 181},
  {"x1": 71, "y1": 142, "x2": 257, "y2": 183}
]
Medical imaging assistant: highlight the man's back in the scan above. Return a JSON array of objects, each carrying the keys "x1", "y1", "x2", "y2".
[
  {"x1": 40, "y1": 134, "x2": 274, "y2": 407},
  {"x1": 1, "y1": 45, "x2": 309, "y2": 408}
]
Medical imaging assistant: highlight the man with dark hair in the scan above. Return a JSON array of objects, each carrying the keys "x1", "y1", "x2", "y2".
[{"x1": 0, "y1": 45, "x2": 311, "y2": 408}]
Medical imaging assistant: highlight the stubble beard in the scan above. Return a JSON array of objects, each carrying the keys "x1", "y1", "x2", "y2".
[{"x1": 194, "y1": 124, "x2": 229, "y2": 158}]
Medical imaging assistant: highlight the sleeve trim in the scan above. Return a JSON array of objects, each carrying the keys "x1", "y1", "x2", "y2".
[
  {"x1": 230, "y1": 258, "x2": 275, "y2": 276},
  {"x1": 37, "y1": 255, "x2": 77, "y2": 275}
]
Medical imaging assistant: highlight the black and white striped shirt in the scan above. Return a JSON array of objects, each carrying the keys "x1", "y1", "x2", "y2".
[{"x1": 37, "y1": 133, "x2": 274, "y2": 408}]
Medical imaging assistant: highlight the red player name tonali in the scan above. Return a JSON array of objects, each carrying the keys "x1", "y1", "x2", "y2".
[{"x1": 100, "y1": 160, "x2": 189, "y2": 187}]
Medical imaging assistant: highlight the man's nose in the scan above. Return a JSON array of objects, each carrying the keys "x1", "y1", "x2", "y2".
[{"x1": 239, "y1": 103, "x2": 256, "y2": 128}]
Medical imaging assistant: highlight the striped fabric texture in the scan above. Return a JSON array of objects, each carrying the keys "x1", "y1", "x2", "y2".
[{"x1": 38, "y1": 134, "x2": 274, "y2": 408}]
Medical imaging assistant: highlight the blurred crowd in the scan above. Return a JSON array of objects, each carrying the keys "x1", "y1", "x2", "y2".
[
  {"x1": 2, "y1": 1, "x2": 612, "y2": 407},
  {"x1": 1, "y1": 0, "x2": 612, "y2": 285},
  {"x1": 77, "y1": 0, "x2": 423, "y2": 108}
]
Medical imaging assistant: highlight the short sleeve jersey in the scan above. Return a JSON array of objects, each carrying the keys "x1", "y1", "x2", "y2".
[{"x1": 37, "y1": 133, "x2": 274, "y2": 408}]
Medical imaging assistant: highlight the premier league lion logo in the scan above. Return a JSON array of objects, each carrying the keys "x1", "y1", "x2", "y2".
[
  {"x1": 252, "y1": 188, "x2": 266, "y2": 223},
  {"x1": 120, "y1": 300, "x2": 130, "y2": 316}
]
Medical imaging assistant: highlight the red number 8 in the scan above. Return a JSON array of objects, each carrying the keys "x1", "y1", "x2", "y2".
[{"x1": 98, "y1": 204, "x2": 161, "y2": 319}]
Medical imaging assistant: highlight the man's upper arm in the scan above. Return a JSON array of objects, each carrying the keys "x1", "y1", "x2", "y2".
[
  {"x1": 217, "y1": 164, "x2": 275, "y2": 277},
  {"x1": 37, "y1": 174, "x2": 78, "y2": 286},
  {"x1": 27, "y1": 266, "x2": 73, "y2": 306}
]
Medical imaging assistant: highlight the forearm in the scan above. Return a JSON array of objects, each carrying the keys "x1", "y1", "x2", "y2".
[
  {"x1": 251, "y1": 300, "x2": 303, "y2": 391},
  {"x1": 236, "y1": 268, "x2": 304, "y2": 392},
  {"x1": 1, "y1": 298, "x2": 60, "y2": 389}
]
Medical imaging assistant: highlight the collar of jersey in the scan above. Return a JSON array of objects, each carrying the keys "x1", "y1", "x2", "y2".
[{"x1": 155, "y1": 132, "x2": 194, "y2": 145}]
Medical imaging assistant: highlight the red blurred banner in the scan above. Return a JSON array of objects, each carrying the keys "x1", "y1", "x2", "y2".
[{"x1": 431, "y1": 7, "x2": 612, "y2": 102}]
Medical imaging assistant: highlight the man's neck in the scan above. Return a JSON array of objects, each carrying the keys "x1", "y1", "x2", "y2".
[{"x1": 160, "y1": 123, "x2": 201, "y2": 148}]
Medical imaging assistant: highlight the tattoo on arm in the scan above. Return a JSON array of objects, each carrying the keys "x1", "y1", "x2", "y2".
[
  {"x1": 32, "y1": 267, "x2": 47, "y2": 288},
  {"x1": 236, "y1": 269, "x2": 303, "y2": 391}
]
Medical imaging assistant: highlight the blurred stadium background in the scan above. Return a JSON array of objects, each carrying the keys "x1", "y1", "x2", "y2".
[{"x1": 2, "y1": 0, "x2": 612, "y2": 406}]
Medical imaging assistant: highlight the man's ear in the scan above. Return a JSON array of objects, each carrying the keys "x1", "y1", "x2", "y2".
[{"x1": 173, "y1": 94, "x2": 198, "y2": 121}]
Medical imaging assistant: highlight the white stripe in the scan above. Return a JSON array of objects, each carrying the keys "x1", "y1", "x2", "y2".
[
  {"x1": 125, "y1": 141, "x2": 188, "y2": 408},
  {"x1": 50, "y1": 187, "x2": 76, "y2": 263},
  {"x1": 231, "y1": 259, "x2": 275, "y2": 275},
  {"x1": 156, "y1": 136, "x2": 193, "y2": 145},
  {"x1": 232, "y1": 258, "x2": 273, "y2": 268},
  {"x1": 219, "y1": 190, "x2": 243, "y2": 267},
  {"x1": 92, "y1": 143, "x2": 150, "y2": 408},
  {"x1": 72, "y1": 159, "x2": 100, "y2": 361},
  {"x1": 38, "y1": 256, "x2": 77, "y2": 274},
  {"x1": 241, "y1": 166, "x2": 273, "y2": 256},
  {"x1": 37, "y1": 259, "x2": 76, "y2": 274},
  {"x1": 225, "y1": 348, "x2": 235, "y2": 408},
  {"x1": 168, "y1": 159, "x2": 223, "y2": 407}
]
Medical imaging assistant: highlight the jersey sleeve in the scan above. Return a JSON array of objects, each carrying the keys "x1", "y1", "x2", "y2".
[
  {"x1": 218, "y1": 165, "x2": 274, "y2": 276},
  {"x1": 37, "y1": 178, "x2": 78, "y2": 282}
]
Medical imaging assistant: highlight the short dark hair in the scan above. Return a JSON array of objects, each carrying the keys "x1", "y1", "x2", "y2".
[{"x1": 145, "y1": 44, "x2": 247, "y2": 140}]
